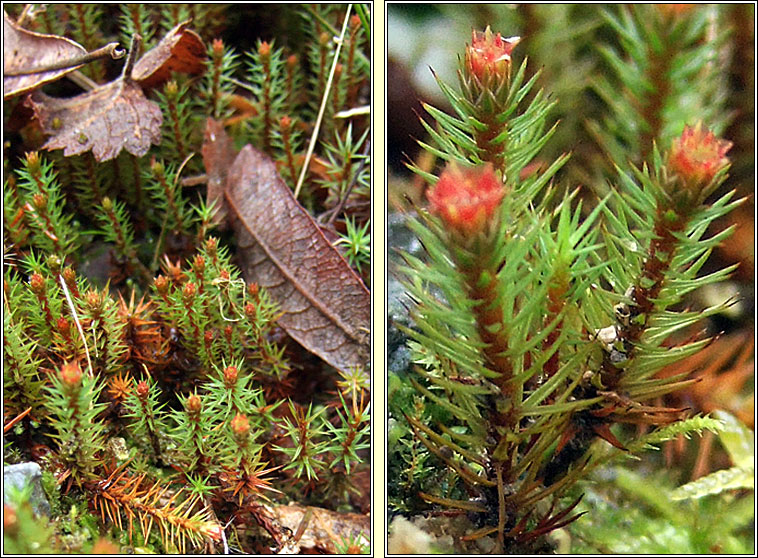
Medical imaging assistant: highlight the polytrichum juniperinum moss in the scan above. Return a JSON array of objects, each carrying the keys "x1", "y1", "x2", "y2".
[
  {"x1": 388, "y1": 4, "x2": 751, "y2": 554},
  {"x1": 4, "y1": 4, "x2": 370, "y2": 554}
]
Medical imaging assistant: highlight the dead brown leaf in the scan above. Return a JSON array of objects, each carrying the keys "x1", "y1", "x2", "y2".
[
  {"x1": 132, "y1": 20, "x2": 206, "y2": 90},
  {"x1": 225, "y1": 146, "x2": 370, "y2": 374},
  {"x1": 25, "y1": 21, "x2": 205, "y2": 162},
  {"x1": 27, "y1": 78, "x2": 163, "y2": 161},
  {"x1": 267, "y1": 504, "x2": 369, "y2": 553},
  {"x1": 4, "y1": 10, "x2": 86, "y2": 99},
  {"x1": 201, "y1": 118, "x2": 236, "y2": 226}
]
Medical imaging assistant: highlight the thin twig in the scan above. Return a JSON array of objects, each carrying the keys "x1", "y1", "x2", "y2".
[
  {"x1": 4, "y1": 42, "x2": 125, "y2": 76},
  {"x1": 303, "y1": 4, "x2": 369, "y2": 67},
  {"x1": 16, "y1": 4, "x2": 36, "y2": 27},
  {"x1": 59, "y1": 274, "x2": 94, "y2": 378},
  {"x1": 336, "y1": 105, "x2": 370, "y2": 118},
  {"x1": 67, "y1": 70, "x2": 99, "y2": 91},
  {"x1": 120, "y1": 34, "x2": 143, "y2": 80},
  {"x1": 294, "y1": 4, "x2": 353, "y2": 200}
]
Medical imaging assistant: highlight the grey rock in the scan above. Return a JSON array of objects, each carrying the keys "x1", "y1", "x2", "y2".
[
  {"x1": 3, "y1": 462, "x2": 51, "y2": 516},
  {"x1": 388, "y1": 212, "x2": 420, "y2": 374}
]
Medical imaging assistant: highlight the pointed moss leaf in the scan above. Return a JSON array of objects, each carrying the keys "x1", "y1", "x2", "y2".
[
  {"x1": 671, "y1": 465, "x2": 754, "y2": 501},
  {"x1": 225, "y1": 145, "x2": 370, "y2": 373},
  {"x1": 713, "y1": 410, "x2": 754, "y2": 468}
]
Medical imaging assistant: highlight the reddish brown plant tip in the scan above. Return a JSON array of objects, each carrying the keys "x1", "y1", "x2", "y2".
[
  {"x1": 136, "y1": 379, "x2": 149, "y2": 399},
  {"x1": 211, "y1": 38, "x2": 224, "y2": 57},
  {"x1": 465, "y1": 27, "x2": 520, "y2": 85},
  {"x1": 25, "y1": 150, "x2": 41, "y2": 173},
  {"x1": 60, "y1": 360, "x2": 82, "y2": 387},
  {"x1": 224, "y1": 365, "x2": 239, "y2": 387},
  {"x1": 57, "y1": 316, "x2": 70, "y2": 335},
  {"x1": 31, "y1": 192, "x2": 47, "y2": 211},
  {"x1": 3, "y1": 504, "x2": 17, "y2": 532},
  {"x1": 62, "y1": 267, "x2": 76, "y2": 283},
  {"x1": 85, "y1": 289, "x2": 102, "y2": 311},
  {"x1": 231, "y1": 413, "x2": 250, "y2": 438},
  {"x1": 29, "y1": 272, "x2": 45, "y2": 294},
  {"x1": 247, "y1": 282, "x2": 259, "y2": 299},
  {"x1": 193, "y1": 255, "x2": 205, "y2": 273},
  {"x1": 667, "y1": 122, "x2": 732, "y2": 189},
  {"x1": 427, "y1": 162, "x2": 506, "y2": 236},
  {"x1": 108, "y1": 373, "x2": 132, "y2": 402},
  {"x1": 259, "y1": 41, "x2": 271, "y2": 57},
  {"x1": 154, "y1": 274, "x2": 169, "y2": 295},
  {"x1": 182, "y1": 281, "x2": 196, "y2": 301},
  {"x1": 186, "y1": 393, "x2": 202, "y2": 415},
  {"x1": 244, "y1": 302, "x2": 256, "y2": 318},
  {"x1": 657, "y1": 3, "x2": 696, "y2": 18},
  {"x1": 205, "y1": 237, "x2": 218, "y2": 257}
]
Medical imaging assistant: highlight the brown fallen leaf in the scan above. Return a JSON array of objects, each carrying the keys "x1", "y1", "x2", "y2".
[
  {"x1": 201, "y1": 118, "x2": 236, "y2": 226},
  {"x1": 132, "y1": 20, "x2": 206, "y2": 90},
  {"x1": 26, "y1": 34, "x2": 163, "y2": 162},
  {"x1": 27, "y1": 79, "x2": 162, "y2": 162},
  {"x1": 4, "y1": 10, "x2": 86, "y2": 99},
  {"x1": 225, "y1": 145, "x2": 370, "y2": 374},
  {"x1": 265, "y1": 504, "x2": 369, "y2": 553}
]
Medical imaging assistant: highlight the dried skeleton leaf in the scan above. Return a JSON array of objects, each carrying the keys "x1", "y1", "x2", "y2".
[
  {"x1": 225, "y1": 146, "x2": 370, "y2": 374},
  {"x1": 23, "y1": 20, "x2": 204, "y2": 163},
  {"x1": 27, "y1": 79, "x2": 162, "y2": 161},
  {"x1": 131, "y1": 20, "x2": 206, "y2": 89},
  {"x1": 3, "y1": 11, "x2": 87, "y2": 99}
]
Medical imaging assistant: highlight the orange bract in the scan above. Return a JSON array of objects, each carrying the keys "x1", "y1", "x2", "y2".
[
  {"x1": 465, "y1": 27, "x2": 520, "y2": 85},
  {"x1": 427, "y1": 162, "x2": 505, "y2": 236},
  {"x1": 668, "y1": 122, "x2": 732, "y2": 187}
]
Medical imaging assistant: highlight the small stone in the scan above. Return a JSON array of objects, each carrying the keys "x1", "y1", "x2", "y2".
[{"x1": 3, "y1": 462, "x2": 51, "y2": 517}]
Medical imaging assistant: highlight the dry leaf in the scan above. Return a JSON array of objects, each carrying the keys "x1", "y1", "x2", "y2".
[
  {"x1": 27, "y1": 79, "x2": 162, "y2": 161},
  {"x1": 225, "y1": 146, "x2": 370, "y2": 374},
  {"x1": 4, "y1": 10, "x2": 87, "y2": 99},
  {"x1": 201, "y1": 118, "x2": 236, "y2": 226},
  {"x1": 25, "y1": 22, "x2": 205, "y2": 162},
  {"x1": 132, "y1": 20, "x2": 205, "y2": 89},
  {"x1": 267, "y1": 504, "x2": 369, "y2": 553}
]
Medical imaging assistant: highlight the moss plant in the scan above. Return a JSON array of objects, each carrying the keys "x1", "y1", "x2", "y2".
[
  {"x1": 4, "y1": 4, "x2": 369, "y2": 554},
  {"x1": 389, "y1": 7, "x2": 750, "y2": 554}
]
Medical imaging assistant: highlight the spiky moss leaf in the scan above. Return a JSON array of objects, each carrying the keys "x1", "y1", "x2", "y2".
[
  {"x1": 713, "y1": 410, "x2": 754, "y2": 468},
  {"x1": 671, "y1": 465, "x2": 753, "y2": 501},
  {"x1": 591, "y1": 5, "x2": 730, "y2": 170},
  {"x1": 571, "y1": 477, "x2": 753, "y2": 554},
  {"x1": 3, "y1": 310, "x2": 46, "y2": 421},
  {"x1": 15, "y1": 156, "x2": 81, "y2": 260},
  {"x1": 631, "y1": 414, "x2": 724, "y2": 449}
]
